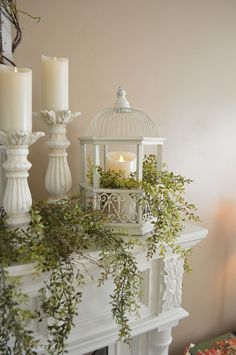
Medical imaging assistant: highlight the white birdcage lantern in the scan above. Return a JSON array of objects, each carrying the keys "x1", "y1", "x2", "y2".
[{"x1": 78, "y1": 87, "x2": 165, "y2": 235}]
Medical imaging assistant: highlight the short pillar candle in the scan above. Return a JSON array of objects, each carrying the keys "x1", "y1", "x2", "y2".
[
  {"x1": 106, "y1": 151, "x2": 136, "y2": 176},
  {"x1": 41, "y1": 55, "x2": 69, "y2": 112}
]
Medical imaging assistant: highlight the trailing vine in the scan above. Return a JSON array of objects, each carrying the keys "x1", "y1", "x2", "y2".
[
  {"x1": 0, "y1": 155, "x2": 199, "y2": 354},
  {"x1": 88, "y1": 154, "x2": 200, "y2": 270},
  {"x1": 0, "y1": 268, "x2": 39, "y2": 354},
  {"x1": 142, "y1": 155, "x2": 199, "y2": 269},
  {"x1": 0, "y1": 208, "x2": 39, "y2": 354},
  {"x1": 0, "y1": 199, "x2": 141, "y2": 354}
]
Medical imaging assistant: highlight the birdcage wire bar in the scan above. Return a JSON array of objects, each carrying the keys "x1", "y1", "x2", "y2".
[{"x1": 78, "y1": 87, "x2": 165, "y2": 235}]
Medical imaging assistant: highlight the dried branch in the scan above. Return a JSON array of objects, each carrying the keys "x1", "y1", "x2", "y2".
[{"x1": 0, "y1": 0, "x2": 40, "y2": 65}]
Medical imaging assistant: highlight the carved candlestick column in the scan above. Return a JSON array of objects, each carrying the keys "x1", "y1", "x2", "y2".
[
  {"x1": 40, "y1": 110, "x2": 80, "y2": 201},
  {"x1": 0, "y1": 131, "x2": 44, "y2": 227},
  {"x1": 0, "y1": 145, "x2": 6, "y2": 207}
]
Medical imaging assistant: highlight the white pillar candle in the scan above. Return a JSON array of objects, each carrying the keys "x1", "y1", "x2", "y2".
[
  {"x1": 41, "y1": 55, "x2": 69, "y2": 112},
  {"x1": 0, "y1": 64, "x2": 32, "y2": 132},
  {"x1": 106, "y1": 151, "x2": 136, "y2": 176}
]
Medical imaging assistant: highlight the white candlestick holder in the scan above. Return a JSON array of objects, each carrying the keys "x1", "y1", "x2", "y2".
[
  {"x1": 0, "y1": 144, "x2": 6, "y2": 207},
  {"x1": 0, "y1": 131, "x2": 45, "y2": 228},
  {"x1": 39, "y1": 110, "x2": 80, "y2": 201}
]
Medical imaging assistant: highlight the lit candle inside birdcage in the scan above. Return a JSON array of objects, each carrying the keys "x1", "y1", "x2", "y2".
[{"x1": 106, "y1": 151, "x2": 136, "y2": 176}]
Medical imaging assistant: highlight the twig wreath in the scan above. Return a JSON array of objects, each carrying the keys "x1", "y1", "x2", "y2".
[{"x1": 0, "y1": 0, "x2": 40, "y2": 65}]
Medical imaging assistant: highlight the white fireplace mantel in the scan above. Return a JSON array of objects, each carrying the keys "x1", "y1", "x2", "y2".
[
  {"x1": 0, "y1": 12, "x2": 207, "y2": 354},
  {"x1": 7, "y1": 223, "x2": 207, "y2": 355}
]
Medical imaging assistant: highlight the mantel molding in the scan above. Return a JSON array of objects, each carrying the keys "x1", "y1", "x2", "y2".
[{"x1": 5, "y1": 224, "x2": 207, "y2": 354}]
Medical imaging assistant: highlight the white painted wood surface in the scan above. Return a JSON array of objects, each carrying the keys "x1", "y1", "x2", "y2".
[{"x1": 7, "y1": 224, "x2": 207, "y2": 355}]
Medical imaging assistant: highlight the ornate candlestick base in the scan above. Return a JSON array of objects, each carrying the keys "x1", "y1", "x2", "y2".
[
  {"x1": 40, "y1": 110, "x2": 80, "y2": 202},
  {"x1": 0, "y1": 131, "x2": 45, "y2": 228}
]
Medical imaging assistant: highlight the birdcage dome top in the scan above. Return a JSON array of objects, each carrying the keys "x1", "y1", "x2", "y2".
[{"x1": 86, "y1": 87, "x2": 159, "y2": 138}]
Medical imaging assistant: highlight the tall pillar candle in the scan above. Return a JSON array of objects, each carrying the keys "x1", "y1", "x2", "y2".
[
  {"x1": 0, "y1": 64, "x2": 32, "y2": 132},
  {"x1": 41, "y1": 55, "x2": 69, "y2": 111}
]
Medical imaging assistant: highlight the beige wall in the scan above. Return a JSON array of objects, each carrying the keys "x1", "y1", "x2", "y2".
[{"x1": 15, "y1": 0, "x2": 236, "y2": 353}]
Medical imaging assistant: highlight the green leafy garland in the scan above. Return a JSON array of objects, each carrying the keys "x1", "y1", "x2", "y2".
[
  {"x1": 0, "y1": 200, "x2": 141, "y2": 354},
  {"x1": 89, "y1": 154, "x2": 200, "y2": 270},
  {"x1": 0, "y1": 155, "x2": 199, "y2": 354}
]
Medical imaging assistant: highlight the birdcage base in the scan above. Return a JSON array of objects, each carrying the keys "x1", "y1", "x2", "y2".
[{"x1": 80, "y1": 183, "x2": 154, "y2": 236}]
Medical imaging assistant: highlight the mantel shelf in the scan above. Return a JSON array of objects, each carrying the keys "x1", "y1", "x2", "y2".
[
  {"x1": 5, "y1": 223, "x2": 207, "y2": 355},
  {"x1": 7, "y1": 223, "x2": 207, "y2": 277}
]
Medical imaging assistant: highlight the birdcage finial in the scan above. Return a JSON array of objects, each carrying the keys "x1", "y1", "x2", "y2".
[
  {"x1": 115, "y1": 87, "x2": 130, "y2": 108},
  {"x1": 87, "y1": 86, "x2": 159, "y2": 137}
]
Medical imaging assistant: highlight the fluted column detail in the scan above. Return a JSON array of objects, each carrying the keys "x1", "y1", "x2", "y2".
[
  {"x1": 0, "y1": 145, "x2": 6, "y2": 207},
  {"x1": 39, "y1": 110, "x2": 80, "y2": 201},
  {"x1": 0, "y1": 131, "x2": 44, "y2": 227}
]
